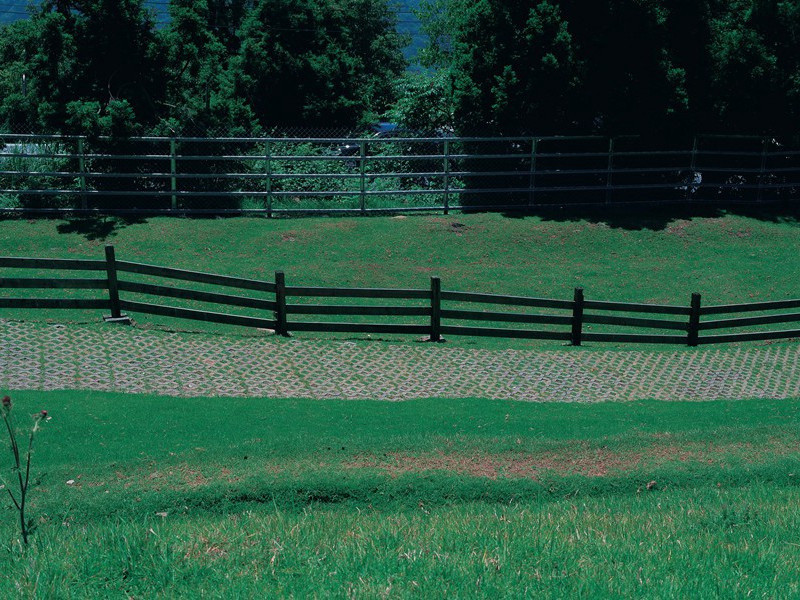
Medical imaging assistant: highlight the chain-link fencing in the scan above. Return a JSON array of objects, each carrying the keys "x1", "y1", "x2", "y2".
[{"x1": 1, "y1": 129, "x2": 799, "y2": 214}]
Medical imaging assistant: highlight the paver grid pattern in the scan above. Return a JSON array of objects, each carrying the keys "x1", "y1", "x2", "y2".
[{"x1": 1, "y1": 320, "x2": 799, "y2": 401}]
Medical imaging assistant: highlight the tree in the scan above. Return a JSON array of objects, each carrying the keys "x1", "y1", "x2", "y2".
[
  {"x1": 387, "y1": 70, "x2": 455, "y2": 133},
  {"x1": 0, "y1": 0, "x2": 166, "y2": 133},
  {"x1": 158, "y1": 0, "x2": 257, "y2": 135},
  {"x1": 232, "y1": 0, "x2": 406, "y2": 128},
  {"x1": 709, "y1": 0, "x2": 800, "y2": 134},
  {"x1": 559, "y1": 0, "x2": 690, "y2": 136},
  {"x1": 422, "y1": 0, "x2": 580, "y2": 135}
]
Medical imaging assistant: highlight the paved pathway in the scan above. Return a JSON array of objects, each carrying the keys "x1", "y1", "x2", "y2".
[{"x1": 1, "y1": 320, "x2": 798, "y2": 401}]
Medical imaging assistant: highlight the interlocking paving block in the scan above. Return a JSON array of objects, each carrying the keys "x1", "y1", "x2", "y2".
[{"x1": 1, "y1": 319, "x2": 799, "y2": 402}]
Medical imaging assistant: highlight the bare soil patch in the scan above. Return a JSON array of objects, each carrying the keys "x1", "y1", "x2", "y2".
[{"x1": 344, "y1": 439, "x2": 800, "y2": 480}]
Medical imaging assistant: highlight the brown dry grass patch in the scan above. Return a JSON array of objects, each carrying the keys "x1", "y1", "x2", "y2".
[{"x1": 344, "y1": 439, "x2": 800, "y2": 480}]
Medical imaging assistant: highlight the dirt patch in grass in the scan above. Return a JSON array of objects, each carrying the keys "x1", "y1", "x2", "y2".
[
  {"x1": 344, "y1": 439, "x2": 800, "y2": 480},
  {"x1": 345, "y1": 447, "x2": 641, "y2": 479}
]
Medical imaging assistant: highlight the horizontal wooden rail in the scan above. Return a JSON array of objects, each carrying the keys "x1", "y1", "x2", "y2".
[
  {"x1": 118, "y1": 281, "x2": 277, "y2": 311},
  {"x1": 0, "y1": 277, "x2": 107, "y2": 289},
  {"x1": 581, "y1": 332, "x2": 688, "y2": 344},
  {"x1": 119, "y1": 300, "x2": 277, "y2": 330},
  {"x1": 440, "y1": 325, "x2": 572, "y2": 341},
  {"x1": 440, "y1": 309, "x2": 572, "y2": 326},
  {"x1": 701, "y1": 299, "x2": 800, "y2": 315},
  {"x1": 0, "y1": 298, "x2": 109, "y2": 309},
  {"x1": 0, "y1": 257, "x2": 106, "y2": 270},
  {"x1": 582, "y1": 300, "x2": 691, "y2": 315},
  {"x1": 697, "y1": 329, "x2": 800, "y2": 344},
  {"x1": 583, "y1": 314, "x2": 689, "y2": 331},
  {"x1": 286, "y1": 304, "x2": 430, "y2": 316},
  {"x1": 285, "y1": 286, "x2": 429, "y2": 300},
  {"x1": 441, "y1": 290, "x2": 573, "y2": 310},
  {"x1": 288, "y1": 322, "x2": 430, "y2": 335},
  {"x1": 698, "y1": 312, "x2": 800, "y2": 331},
  {"x1": 116, "y1": 261, "x2": 276, "y2": 293}
]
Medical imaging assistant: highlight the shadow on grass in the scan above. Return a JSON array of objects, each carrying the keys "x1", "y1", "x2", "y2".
[
  {"x1": 482, "y1": 202, "x2": 800, "y2": 231},
  {"x1": 55, "y1": 215, "x2": 149, "y2": 241}
]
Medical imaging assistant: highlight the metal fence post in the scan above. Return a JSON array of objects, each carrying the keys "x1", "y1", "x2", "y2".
[
  {"x1": 274, "y1": 271, "x2": 289, "y2": 337},
  {"x1": 443, "y1": 140, "x2": 450, "y2": 215},
  {"x1": 571, "y1": 287, "x2": 584, "y2": 346},
  {"x1": 605, "y1": 138, "x2": 615, "y2": 204},
  {"x1": 757, "y1": 136, "x2": 768, "y2": 202},
  {"x1": 170, "y1": 137, "x2": 177, "y2": 211},
  {"x1": 430, "y1": 276, "x2": 441, "y2": 342},
  {"x1": 359, "y1": 140, "x2": 367, "y2": 214},
  {"x1": 78, "y1": 136, "x2": 87, "y2": 210},
  {"x1": 686, "y1": 136, "x2": 699, "y2": 201},
  {"x1": 265, "y1": 139, "x2": 273, "y2": 218},
  {"x1": 528, "y1": 137, "x2": 538, "y2": 206},
  {"x1": 688, "y1": 293, "x2": 701, "y2": 347}
]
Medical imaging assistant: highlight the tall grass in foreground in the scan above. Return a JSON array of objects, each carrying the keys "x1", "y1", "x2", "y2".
[
  {"x1": 0, "y1": 391, "x2": 798, "y2": 596},
  {"x1": 2, "y1": 485, "x2": 799, "y2": 598}
]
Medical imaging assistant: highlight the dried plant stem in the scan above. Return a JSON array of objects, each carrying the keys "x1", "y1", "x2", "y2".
[{"x1": 2, "y1": 400, "x2": 47, "y2": 546}]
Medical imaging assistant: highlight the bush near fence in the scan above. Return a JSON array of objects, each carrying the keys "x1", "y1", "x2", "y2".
[{"x1": 1, "y1": 247, "x2": 799, "y2": 347}]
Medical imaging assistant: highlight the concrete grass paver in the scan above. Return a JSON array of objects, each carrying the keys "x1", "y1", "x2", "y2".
[{"x1": 1, "y1": 320, "x2": 799, "y2": 401}]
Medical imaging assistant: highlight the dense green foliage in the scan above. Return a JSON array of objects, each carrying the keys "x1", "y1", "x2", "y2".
[
  {"x1": 0, "y1": 0, "x2": 406, "y2": 134},
  {"x1": 2, "y1": 0, "x2": 799, "y2": 136},
  {"x1": 421, "y1": 0, "x2": 800, "y2": 136}
]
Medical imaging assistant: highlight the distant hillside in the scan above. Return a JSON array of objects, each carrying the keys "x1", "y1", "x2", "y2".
[{"x1": 0, "y1": 0, "x2": 427, "y2": 62}]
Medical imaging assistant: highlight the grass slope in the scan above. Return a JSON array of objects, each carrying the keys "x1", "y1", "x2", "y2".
[
  {"x1": 3, "y1": 390, "x2": 799, "y2": 515},
  {"x1": 1, "y1": 390, "x2": 799, "y2": 596}
]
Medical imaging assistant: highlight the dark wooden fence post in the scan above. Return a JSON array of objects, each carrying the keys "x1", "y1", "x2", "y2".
[
  {"x1": 430, "y1": 276, "x2": 441, "y2": 342},
  {"x1": 688, "y1": 292, "x2": 701, "y2": 346},
  {"x1": 274, "y1": 271, "x2": 289, "y2": 336},
  {"x1": 103, "y1": 245, "x2": 128, "y2": 323},
  {"x1": 571, "y1": 287, "x2": 584, "y2": 346}
]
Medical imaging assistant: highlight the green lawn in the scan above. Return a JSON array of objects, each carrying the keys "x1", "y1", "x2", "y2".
[
  {"x1": 2, "y1": 212, "x2": 800, "y2": 595},
  {"x1": 1, "y1": 210, "x2": 798, "y2": 347},
  {"x1": 1, "y1": 211, "x2": 798, "y2": 303},
  {"x1": 2, "y1": 390, "x2": 799, "y2": 597}
]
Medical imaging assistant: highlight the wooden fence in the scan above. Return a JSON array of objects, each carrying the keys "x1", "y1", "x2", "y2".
[{"x1": 1, "y1": 246, "x2": 799, "y2": 346}]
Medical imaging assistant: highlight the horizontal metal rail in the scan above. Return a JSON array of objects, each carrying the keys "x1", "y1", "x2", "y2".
[{"x1": 2, "y1": 132, "x2": 798, "y2": 215}]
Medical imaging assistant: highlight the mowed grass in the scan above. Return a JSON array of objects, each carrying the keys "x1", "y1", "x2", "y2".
[
  {"x1": 2, "y1": 211, "x2": 798, "y2": 303},
  {"x1": 1, "y1": 210, "x2": 799, "y2": 348},
  {"x1": 1, "y1": 391, "x2": 800, "y2": 596}
]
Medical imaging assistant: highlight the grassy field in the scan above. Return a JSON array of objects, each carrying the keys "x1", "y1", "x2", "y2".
[
  {"x1": 2, "y1": 210, "x2": 800, "y2": 596},
  {"x1": 1, "y1": 391, "x2": 799, "y2": 596},
  {"x1": 1, "y1": 210, "x2": 799, "y2": 347}
]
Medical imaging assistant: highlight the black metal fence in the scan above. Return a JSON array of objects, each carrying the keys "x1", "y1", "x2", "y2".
[{"x1": 1, "y1": 133, "x2": 798, "y2": 214}]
